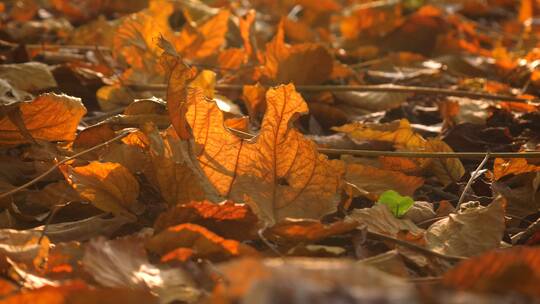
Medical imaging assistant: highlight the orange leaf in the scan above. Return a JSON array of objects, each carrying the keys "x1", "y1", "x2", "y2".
[
  {"x1": 183, "y1": 83, "x2": 345, "y2": 225},
  {"x1": 239, "y1": 10, "x2": 258, "y2": 61},
  {"x1": 260, "y1": 21, "x2": 333, "y2": 85},
  {"x1": 443, "y1": 247, "x2": 540, "y2": 298},
  {"x1": 61, "y1": 162, "x2": 140, "y2": 220},
  {"x1": 492, "y1": 158, "x2": 540, "y2": 181},
  {"x1": 241, "y1": 83, "x2": 267, "y2": 122},
  {"x1": 0, "y1": 93, "x2": 86, "y2": 144},
  {"x1": 154, "y1": 200, "x2": 259, "y2": 240},
  {"x1": 146, "y1": 223, "x2": 258, "y2": 262},
  {"x1": 267, "y1": 218, "x2": 359, "y2": 243},
  {"x1": 174, "y1": 10, "x2": 230, "y2": 60}
]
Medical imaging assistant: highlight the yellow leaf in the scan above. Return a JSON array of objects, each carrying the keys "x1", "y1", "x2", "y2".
[
  {"x1": 0, "y1": 93, "x2": 86, "y2": 144},
  {"x1": 61, "y1": 162, "x2": 140, "y2": 220}
]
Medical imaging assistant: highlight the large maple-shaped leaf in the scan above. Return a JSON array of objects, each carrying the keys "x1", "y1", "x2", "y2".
[{"x1": 171, "y1": 81, "x2": 344, "y2": 225}]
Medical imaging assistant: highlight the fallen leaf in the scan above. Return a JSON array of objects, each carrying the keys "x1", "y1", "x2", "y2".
[
  {"x1": 146, "y1": 223, "x2": 258, "y2": 262},
  {"x1": 183, "y1": 83, "x2": 345, "y2": 225},
  {"x1": 83, "y1": 235, "x2": 201, "y2": 302},
  {"x1": 426, "y1": 198, "x2": 505, "y2": 257},
  {"x1": 425, "y1": 138, "x2": 465, "y2": 186},
  {"x1": 154, "y1": 200, "x2": 259, "y2": 240},
  {"x1": 266, "y1": 218, "x2": 359, "y2": 243},
  {"x1": 0, "y1": 229, "x2": 50, "y2": 269},
  {"x1": 492, "y1": 172, "x2": 540, "y2": 218},
  {"x1": 443, "y1": 246, "x2": 540, "y2": 298},
  {"x1": 0, "y1": 93, "x2": 86, "y2": 144},
  {"x1": 0, "y1": 62, "x2": 57, "y2": 92},
  {"x1": 61, "y1": 162, "x2": 141, "y2": 220},
  {"x1": 260, "y1": 21, "x2": 333, "y2": 85},
  {"x1": 492, "y1": 158, "x2": 540, "y2": 181},
  {"x1": 348, "y1": 204, "x2": 425, "y2": 239}
]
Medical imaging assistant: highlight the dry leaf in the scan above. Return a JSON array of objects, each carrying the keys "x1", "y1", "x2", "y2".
[
  {"x1": 146, "y1": 223, "x2": 258, "y2": 262},
  {"x1": 266, "y1": 218, "x2": 359, "y2": 243},
  {"x1": 0, "y1": 62, "x2": 57, "y2": 92},
  {"x1": 348, "y1": 204, "x2": 425, "y2": 239},
  {"x1": 492, "y1": 172, "x2": 540, "y2": 218},
  {"x1": 426, "y1": 198, "x2": 505, "y2": 257},
  {"x1": 260, "y1": 21, "x2": 333, "y2": 85},
  {"x1": 83, "y1": 235, "x2": 201, "y2": 302},
  {"x1": 61, "y1": 162, "x2": 141, "y2": 221},
  {"x1": 492, "y1": 158, "x2": 540, "y2": 181},
  {"x1": 0, "y1": 229, "x2": 50, "y2": 269},
  {"x1": 443, "y1": 246, "x2": 540, "y2": 298},
  {"x1": 183, "y1": 83, "x2": 345, "y2": 225},
  {"x1": 0, "y1": 93, "x2": 86, "y2": 144},
  {"x1": 154, "y1": 200, "x2": 259, "y2": 241},
  {"x1": 425, "y1": 139, "x2": 465, "y2": 186}
]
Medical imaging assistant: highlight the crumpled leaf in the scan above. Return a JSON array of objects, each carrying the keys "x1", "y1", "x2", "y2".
[
  {"x1": 154, "y1": 200, "x2": 259, "y2": 241},
  {"x1": 83, "y1": 235, "x2": 201, "y2": 303},
  {"x1": 377, "y1": 190, "x2": 414, "y2": 218},
  {"x1": 182, "y1": 83, "x2": 345, "y2": 225},
  {"x1": 402, "y1": 201, "x2": 436, "y2": 224},
  {"x1": 426, "y1": 198, "x2": 505, "y2": 257},
  {"x1": 259, "y1": 21, "x2": 333, "y2": 85},
  {"x1": 425, "y1": 138, "x2": 465, "y2": 186},
  {"x1": 0, "y1": 62, "x2": 57, "y2": 92},
  {"x1": 61, "y1": 162, "x2": 141, "y2": 221},
  {"x1": 348, "y1": 204, "x2": 425, "y2": 239},
  {"x1": 143, "y1": 125, "x2": 213, "y2": 205},
  {"x1": 0, "y1": 93, "x2": 86, "y2": 144},
  {"x1": 492, "y1": 172, "x2": 540, "y2": 218},
  {"x1": 146, "y1": 223, "x2": 258, "y2": 262}
]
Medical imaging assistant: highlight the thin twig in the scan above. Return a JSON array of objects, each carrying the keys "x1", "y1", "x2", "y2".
[
  {"x1": 319, "y1": 148, "x2": 540, "y2": 159},
  {"x1": 0, "y1": 131, "x2": 132, "y2": 200},
  {"x1": 457, "y1": 153, "x2": 490, "y2": 209},
  {"x1": 367, "y1": 230, "x2": 467, "y2": 262},
  {"x1": 127, "y1": 83, "x2": 538, "y2": 103}
]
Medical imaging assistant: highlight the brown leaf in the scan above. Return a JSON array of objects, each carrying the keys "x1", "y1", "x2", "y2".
[
  {"x1": 266, "y1": 219, "x2": 359, "y2": 243},
  {"x1": 0, "y1": 93, "x2": 86, "y2": 144},
  {"x1": 183, "y1": 83, "x2": 345, "y2": 225},
  {"x1": 146, "y1": 223, "x2": 258, "y2": 262},
  {"x1": 425, "y1": 139, "x2": 465, "y2": 186},
  {"x1": 260, "y1": 21, "x2": 333, "y2": 85},
  {"x1": 426, "y1": 198, "x2": 505, "y2": 257},
  {"x1": 492, "y1": 172, "x2": 540, "y2": 218},
  {"x1": 2, "y1": 282, "x2": 159, "y2": 304},
  {"x1": 443, "y1": 247, "x2": 540, "y2": 298},
  {"x1": 0, "y1": 229, "x2": 50, "y2": 269},
  {"x1": 348, "y1": 204, "x2": 425, "y2": 239},
  {"x1": 0, "y1": 62, "x2": 57, "y2": 92},
  {"x1": 61, "y1": 162, "x2": 141, "y2": 220},
  {"x1": 154, "y1": 200, "x2": 259, "y2": 240}
]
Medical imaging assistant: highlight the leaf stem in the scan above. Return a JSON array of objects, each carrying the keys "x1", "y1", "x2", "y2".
[
  {"x1": 318, "y1": 148, "x2": 540, "y2": 159},
  {"x1": 457, "y1": 153, "x2": 490, "y2": 209}
]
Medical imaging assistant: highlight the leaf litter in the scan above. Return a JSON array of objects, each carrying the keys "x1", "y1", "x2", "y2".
[{"x1": 0, "y1": 0, "x2": 540, "y2": 303}]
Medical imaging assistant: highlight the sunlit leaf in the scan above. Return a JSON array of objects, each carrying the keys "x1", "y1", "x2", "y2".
[
  {"x1": 61, "y1": 162, "x2": 141, "y2": 220},
  {"x1": 146, "y1": 223, "x2": 258, "y2": 262},
  {"x1": 0, "y1": 93, "x2": 86, "y2": 144}
]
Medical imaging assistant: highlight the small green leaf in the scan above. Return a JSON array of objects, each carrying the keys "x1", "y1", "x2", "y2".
[{"x1": 377, "y1": 190, "x2": 414, "y2": 218}]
